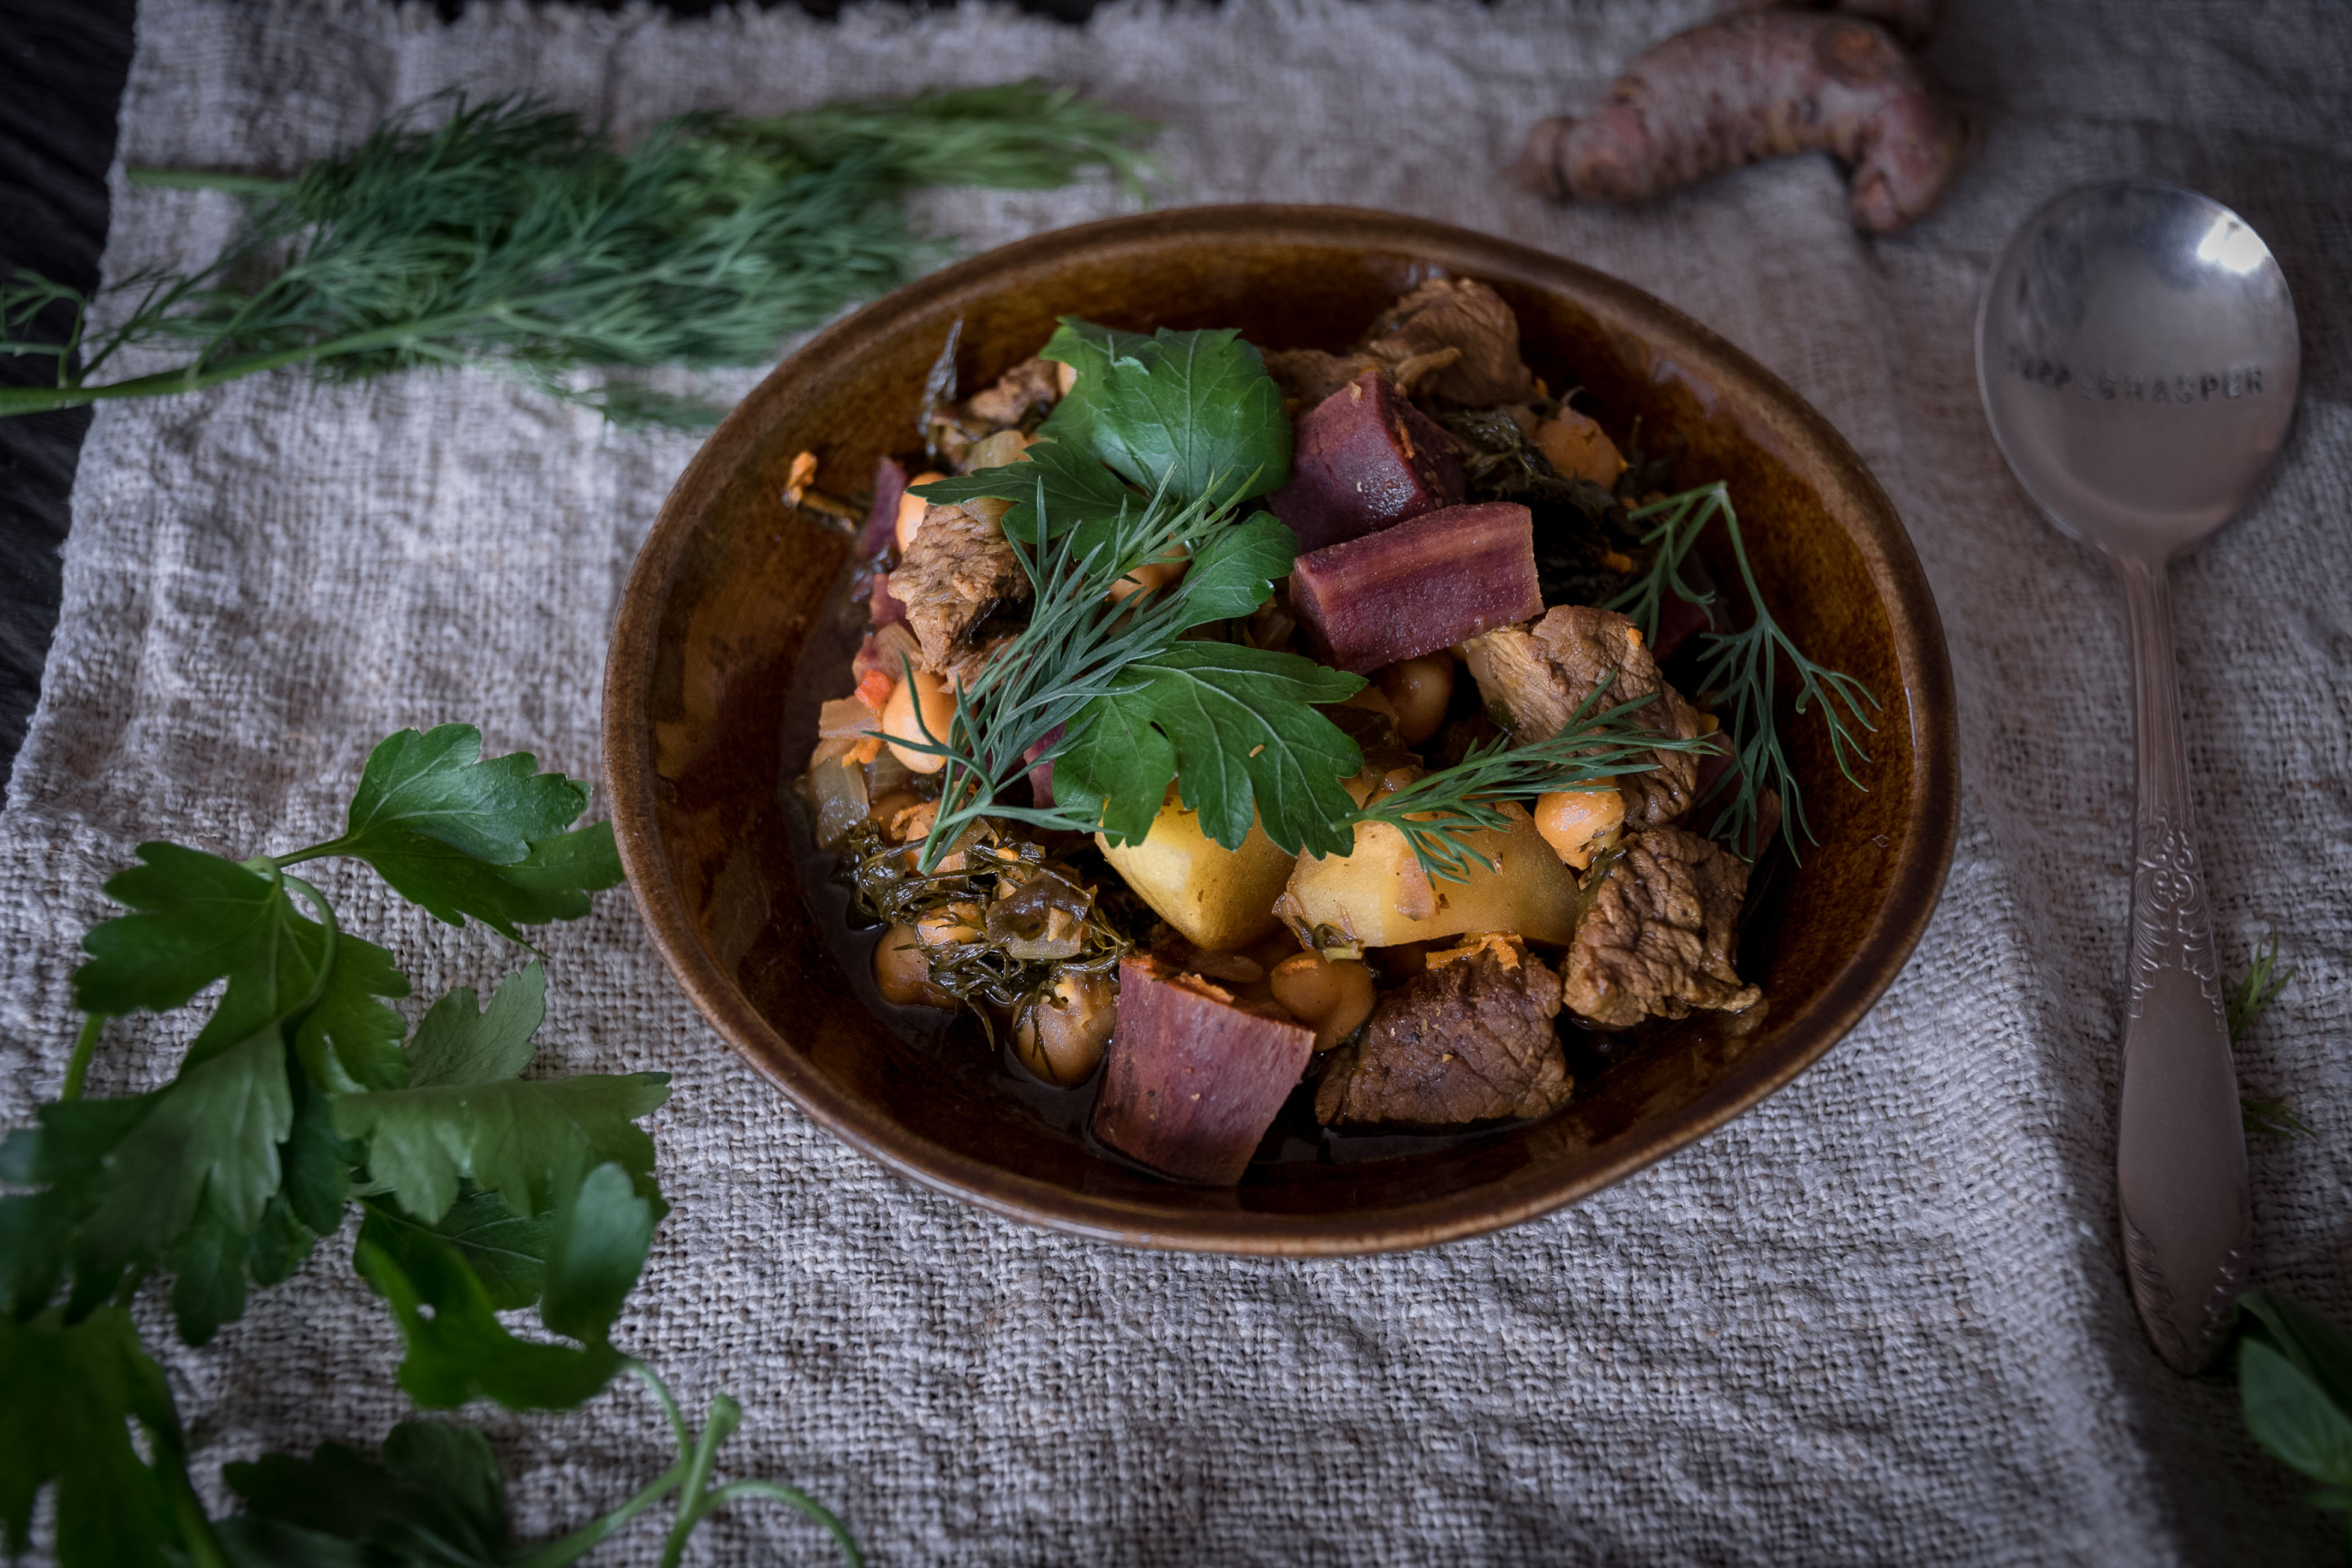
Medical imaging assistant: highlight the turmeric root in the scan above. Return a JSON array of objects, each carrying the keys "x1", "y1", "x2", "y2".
[
  {"x1": 1713, "y1": 0, "x2": 1939, "y2": 47},
  {"x1": 1518, "y1": 11, "x2": 1963, "y2": 235}
]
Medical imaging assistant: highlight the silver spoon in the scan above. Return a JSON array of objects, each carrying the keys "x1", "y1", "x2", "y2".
[{"x1": 1976, "y1": 180, "x2": 2300, "y2": 1372}]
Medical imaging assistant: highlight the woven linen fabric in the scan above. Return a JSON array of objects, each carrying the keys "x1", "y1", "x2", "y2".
[{"x1": 6, "y1": 0, "x2": 2351, "y2": 1560}]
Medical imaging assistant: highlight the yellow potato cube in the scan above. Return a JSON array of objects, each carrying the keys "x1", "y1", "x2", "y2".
[
  {"x1": 1283, "y1": 803, "x2": 1582, "y2": 949},
  {"x1": 1097, "y1": 802, "x2": 1296, "y2": 952}
]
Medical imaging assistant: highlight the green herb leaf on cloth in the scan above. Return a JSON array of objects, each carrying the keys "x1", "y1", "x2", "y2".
[
  {"x1": 224, "y1": 1419, "x2": 511, "y2": 1568},
  {"x1": 540, "y1": 1161, "x2": 658, "y2": 1346},
  {"x1": 357, "y1": 1191, "x2": 554, "y2": 1315},
  {"x1": 0, "y1": 1309, "x2": 192, "y2": 1568},
  {"x1": 332, "y1": 964, "x2": 670, "y2": 1224},
  {"x1": 358, "y1": 1235, "x2": 624, "y2": 1411}
]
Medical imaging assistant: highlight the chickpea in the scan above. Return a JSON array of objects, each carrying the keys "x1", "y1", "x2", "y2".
[
  {"x1": 881, "y1": 668, "x2": 955, "y2": 774},
  {"x1": 1268, "y1": 951, "x2": 1378, "y2": 1052},
  {"x1": 894, "y1": 473, "x2": 946, "y2": 553},
  {"x1": 1375, "y1": 654, "x2": 1455, "y2": 744},
  {"x1": 1054, "y1": 360, "x2": 1079, "y2": 397},
  {"x1": 1014, "y1": 969, "x2": 1116, "y2": 1086},
  {"x1": 1534, "y1": 786, "x2": 1625, "y2": 870},
  {"x1": 874, "y1": 924, "x2": 952, "y2": 1009}
]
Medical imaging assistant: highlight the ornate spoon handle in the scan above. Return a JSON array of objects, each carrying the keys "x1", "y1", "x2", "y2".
[{"x1": 2111, "y1": 549, "x2": 2249, "y2": 1372}]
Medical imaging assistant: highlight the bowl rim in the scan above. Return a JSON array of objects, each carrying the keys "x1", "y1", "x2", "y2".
[{"x1": 603, "y1": 202, "x2": 1960, "y2": 1255}]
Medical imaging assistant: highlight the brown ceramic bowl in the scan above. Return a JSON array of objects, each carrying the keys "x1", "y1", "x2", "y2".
[{"x1": 604, "y1": 205, "x2": 1957, "y2": 1254}]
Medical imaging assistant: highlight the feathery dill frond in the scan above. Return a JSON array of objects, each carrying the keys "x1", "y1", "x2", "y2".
[{"x1": 0, "y1": 86, "x2": 1158, "y2": 421}]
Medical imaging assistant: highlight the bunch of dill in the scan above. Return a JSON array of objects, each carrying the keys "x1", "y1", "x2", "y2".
[{"x1": 0, "y1": 84, "x2": 1155, "y2": 423}]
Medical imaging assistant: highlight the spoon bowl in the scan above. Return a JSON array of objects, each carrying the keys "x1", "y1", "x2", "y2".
[
  {"x1": 1978, "y1": 179, "x2": 2299, "y2": 558},
  {"x1": 1976, "y1": 180, "x2": 2299, "y2": 1372}
]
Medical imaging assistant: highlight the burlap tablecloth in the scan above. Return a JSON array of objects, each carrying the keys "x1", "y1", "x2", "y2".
[{"x1": 6, "y1": 0, "x2": 2350, "y2": 1560}]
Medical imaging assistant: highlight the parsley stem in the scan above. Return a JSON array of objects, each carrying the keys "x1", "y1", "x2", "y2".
[
  {"x1": 60, "y1": 1012, "x2": 103, "y2": 1100},
  {"x1": 658, "y1": 1394, "x2": 742, "y2": 1568},
  {"x1": 507, "y1": 1459, "x2": 692, "y2": 1568},
  {"x1": 631, "y1": 1357, "x2": 694, "y2": 1453},
  {"x1": 700, "y1": 1480, "x2": 866, "y2": 1567}
]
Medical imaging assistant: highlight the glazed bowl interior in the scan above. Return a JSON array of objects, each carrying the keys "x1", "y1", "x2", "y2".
[{"x1": 604, "y1": 206, "x2": 1957, "y2": 1253}]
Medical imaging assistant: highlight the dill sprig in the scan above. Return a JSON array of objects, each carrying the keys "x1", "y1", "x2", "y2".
[
  {"x1": 2228, "y1": 930, "x2": 2296, "y2": 1046},
  {"x1": 0, "y1": 86, "x2": 1155, "y2": 422},
  {"x1": 1355, "y1": 687, "x2": 1717, "y2": 883},
  {"x1": 889, "y1": 477, "x2": 1242, "y2": 871},
  {"x1": 2228, "y1": 933, "x2": 2310, "y2": 1139},
  {"x1": 1609, "y1": 481, "x2": 1881, "y2": 860}
]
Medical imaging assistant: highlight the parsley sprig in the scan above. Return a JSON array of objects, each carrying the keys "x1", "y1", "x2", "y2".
[
  {"x1": 0, "y1": 725, "x2": 859, "y2": 1567},
  {"x1": 0, "y1": 86, "x2": 1154, "y2": 424},
  {"x1": 894, "y1": 318, "x2": 1369, "y2": 869},
  {"x1": 1609, "y1": 482, "x2": 1881, "y2": 859}
]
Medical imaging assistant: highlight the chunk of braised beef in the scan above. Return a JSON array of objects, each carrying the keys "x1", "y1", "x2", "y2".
[
  {"x1": 885, "y1": 502, "x2": 1031, "y2": 684},
  {"x1": 1360, "y1": 278, "x2": 1538, "y2": 408},
  {"x1": 963, "y1": 356, "x2": 1062, "y2": 428},
  {"x1": 1462, "y1": 605, "x2": 1704, "y2": 829},
  {"x1": 1265, "y1": 372, "x2": 1465, "y2": 553},
  {"x1": 1093, "y1": 954, "x2": 1315, "y2": 1184},
  {"x1": 1290, "y1": 502, "x2": 1542, "y2": 674},
  {"x1": 1561, "y1": 827, "x2": 1761, "y2": 1030},
  {"x1": 1315, "y1": 935, "x2": 1572, "y2": 1128}
]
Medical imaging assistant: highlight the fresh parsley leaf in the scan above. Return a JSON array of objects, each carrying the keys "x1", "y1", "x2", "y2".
[
  {"x1": 345, "y1": 821, "x2": 623, "y2": 941},
  {"x1": 164, "y1": 1193, "x2": 255, "y2": 1351},
  {"x1": 1054, "y1": 642, "x2": 1364, "y2": 856},
  {"x1": 2242, "y1": 1288, "x2": 2352, "y2": 1416},
  {"x1": 541, "y1": 1161, "x2": 656, "y2": 1346},
  {"x1": 293, "y1": 933, "x2": 413, "y2": 1093},
  {"x1": 357, "y1": 1235, "x2": 624, "y2": 1411},
  {"x1": 333, "y1": 964, "x2": 670, "y2": 1223},
  {"x1": 81, "y1": 1029, "x2": 293, "y2": 1279},
  {"x1": 283, "y1": 727, "x2": 621, "y2": 939},
  {"x1": 1166, "y1": 510, "x2": 1299, "y2": 625},
  {"x1": 224, "y1": 1419, "x2": 510, "y2": 1568},
  {"x1": 1, "y1": 1037, "x2": 337, "y2": 1344},
  {"x1": 1037, "y1": 319, "x2": 1291, "y2": 505},
  {"x1": 0, "y1": 1308, "x2": 189, "y2": 1568},
  {"x1": 337, "y1": 725, "x2": 589, "y2": 866},
  {"x1": 407, "y1": 960, "x2": 549, "y2": 1087},
  {"x1": 2242, "y1": 1335, "x2": 2352, "y2": 1489},
  {"x1": 0, "y1": 1095, "x2": 155, "y2": 1316},
  {"x1": 73, "y1": 846, "x2": 328, "y2": 1035},
  {"x1": 357, "y1": 1191, "x2": 553, "y2": 1314},
  {"x1": 910, "y1": 435, "x2": 1136, "y2": 546}
]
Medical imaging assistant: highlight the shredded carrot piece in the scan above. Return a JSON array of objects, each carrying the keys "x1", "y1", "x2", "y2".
[
  {"x1": 847, "y1": 736, "x2": 884, "y2": 767},
  {"x1": 855, "y1": 669, "x2": 896, "y2": 711},
  {"x1": 783, "y1": 450, "x2": 819, "y2": 504}
]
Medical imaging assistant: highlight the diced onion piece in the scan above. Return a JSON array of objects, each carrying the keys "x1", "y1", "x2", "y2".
[{"x1": 806, "y1": 737, "x2": 869, "y2": 846}]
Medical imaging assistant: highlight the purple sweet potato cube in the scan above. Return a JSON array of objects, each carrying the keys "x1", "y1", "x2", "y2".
[
  {"x1": 1265, "y1": 372, "x2": 1465, "y2": 552},
  {"x1": 1289, "y1": 502, "x2": 1542, "y2": 673},
  {"x1": 1093, "y1": 955, "x2": 1314, "y2": 1184}
]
